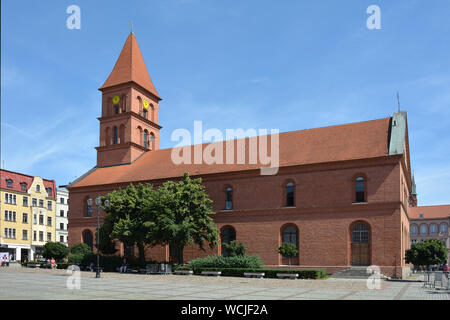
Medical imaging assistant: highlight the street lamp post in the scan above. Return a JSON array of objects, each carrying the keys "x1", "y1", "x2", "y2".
[{"x1": 87, "y1": 196, "x2": 109, "y2": 278}]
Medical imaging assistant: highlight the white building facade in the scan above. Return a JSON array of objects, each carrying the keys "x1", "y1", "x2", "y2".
[{"x1": 55, "y1": 188, "x2": 69, "y2": 245}]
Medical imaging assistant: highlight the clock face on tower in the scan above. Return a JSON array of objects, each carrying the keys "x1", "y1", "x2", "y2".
[
  {"x1": 143, "y1": 100, "x2": 149, "y2": 110},
  {"x1": 112, "y1": 95, "x2": 120, "y2": 105}
]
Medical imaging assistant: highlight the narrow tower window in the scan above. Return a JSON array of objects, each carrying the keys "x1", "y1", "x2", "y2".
[
  {"x1": 113, "y1": 127, "x2": 118, "y2": 144},
  {"x1": 143, "y1": 130, "x2": 148, "y2": 148}
]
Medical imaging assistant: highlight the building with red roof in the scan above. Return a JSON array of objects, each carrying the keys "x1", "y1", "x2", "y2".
[
  {"x1": 0, "y1": 169, "x2": 56, "y2": 262},
  {"x1": 68, "y1": 32, "x2": 419, "y2": 278}
]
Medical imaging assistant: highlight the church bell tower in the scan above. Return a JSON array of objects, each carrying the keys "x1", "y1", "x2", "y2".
[{"x1": 96, "y1": 32, "x2": 162, "y2": 167}]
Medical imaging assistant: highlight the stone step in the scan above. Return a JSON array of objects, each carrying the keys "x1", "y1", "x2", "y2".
[{"x1": 331, "y1": 267, "x2": 383, "y2": 279}]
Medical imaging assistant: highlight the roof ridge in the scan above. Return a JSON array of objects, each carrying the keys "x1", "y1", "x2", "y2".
[{"x1": 147, "y1": 117, "x2": 392, "y2": 154}]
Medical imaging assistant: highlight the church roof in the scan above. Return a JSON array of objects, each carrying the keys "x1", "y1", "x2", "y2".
[
  {"x1": 410, "y1": 205, "x2": 450, "y2": 220},
  {"x1": 99, "y1": 33, "x2": 160, "y2": 100},
  {"x1": 71, "y1": 117, "x2": 393, "y2": 188}
]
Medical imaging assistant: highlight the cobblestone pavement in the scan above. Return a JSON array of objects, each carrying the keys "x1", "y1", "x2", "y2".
[{"x1": 0, "y1": 268, "x2": 448, "y2": 300}]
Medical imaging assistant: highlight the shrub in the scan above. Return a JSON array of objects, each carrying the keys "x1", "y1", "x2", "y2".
[
  {"x1": 68, "y1": 253, "x2": 85, "y2": 265},
  {"x1": 187, "y1": 255, "x2": 263, "y2": 269},
  {"x1": 70, "y1": 243, "x2": 92, "y2": 256},
  {"x1": 42, "y1": 242, "x2": 70, "y2": 261},
  {"x1": 222, "y1": 241, "x2": 247, "y2": 257},
  {"x1": 68, "y1": 243, "x2": 93, "y2": 265},
  {"x1": 56, "y1": 263, "x2": 70, "y2": 270},
  {"x1": 173, "y1": 266, "x2": 326, "y2": 279}
]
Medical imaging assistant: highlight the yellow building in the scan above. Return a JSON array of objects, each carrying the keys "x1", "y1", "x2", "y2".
[{"x1": 0, "y1": 169, "x2": 56, "y2": 262}]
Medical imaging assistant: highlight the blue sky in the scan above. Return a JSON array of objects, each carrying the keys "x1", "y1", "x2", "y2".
[{"x1": 1, "y1": 0, "x2": 450, "y2": 205}]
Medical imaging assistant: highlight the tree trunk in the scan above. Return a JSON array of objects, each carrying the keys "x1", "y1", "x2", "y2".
[
  {"x1": 137, "y1": 243, "x2": 146, "y2": 268},
  {"x1": 178, "y1": 246, "x2": 184, "y2": 265}
]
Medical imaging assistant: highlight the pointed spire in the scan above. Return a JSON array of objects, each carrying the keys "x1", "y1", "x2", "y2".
[
  {"x1": 100, "y1": 33, "x2": 161, "y2": 100},
  {"x1": 411, "y1": 172, "x2": 417, "y2": 195}
]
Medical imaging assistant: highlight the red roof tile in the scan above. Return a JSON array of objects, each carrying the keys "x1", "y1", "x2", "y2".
[
  {"x1": 71, "y1": 117, "x2": 392, "y2": 188},
  {"x1": 99, "y1": 33, "x2": 160, "y2": 99},
  {"x1": 0, "y1": 169, "x2": 56, "y2": 197},
  {"x1": 410, "y1": 205, "x2": 450, "y2": 220}
]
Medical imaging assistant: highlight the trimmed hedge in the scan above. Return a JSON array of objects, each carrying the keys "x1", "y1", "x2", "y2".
[
  {"x1": 187, "y1": 255, "x2": 263, "y2": 269},
  {"x1": 174, "y1": 266, "x2": 326, "y2": 279},
  {"x1": 79, "y1": 254, "x2": 172, "y2": 272}
]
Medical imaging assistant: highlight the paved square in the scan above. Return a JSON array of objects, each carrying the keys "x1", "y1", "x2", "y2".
[{"x1": 0, "y1": 268, "x2": 448, "y2": 300}]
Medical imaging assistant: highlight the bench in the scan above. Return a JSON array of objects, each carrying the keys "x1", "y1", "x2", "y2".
[
  {"x1": 27, "y1": 263, "x2": 39, "y2": 268},
  {"x1": 201, "y1": 271, "x2": 221, "y2": 277},
  {"x1": 174, "y1": 270, "x2": 194, "y2": 276},
  {"x1": 244, "y1": 272, "x2": 265, "y2": 279},
  {"x1": 276, "y1": 273, "x2": 298, "y2": 280}
]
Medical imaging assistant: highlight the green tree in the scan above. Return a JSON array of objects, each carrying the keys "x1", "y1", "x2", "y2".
[
  {"x1": 278, "y1": 242, "x2": 298, "y2": 269},
  {"x1": 95, "y1": 215, "x2": 118, "y2": 255},
  {"x1": 149, "y1": 173, "x2": 219, "y2": 264},
  {"x1": 405, "y1": 239, "x2": 447, "y2": 268},
  {"x1": 102, "y1": 183, "x2": 157, "y2": 267},
  {"x1": 68, "y1": 243, "x2": 92, "y2": 264},
  {"x1": 222, "y1": 240, "x2": 247, "y2": 257},
  {"x1": 42, "y1": 242, "x2": 69, "y2": 261}
]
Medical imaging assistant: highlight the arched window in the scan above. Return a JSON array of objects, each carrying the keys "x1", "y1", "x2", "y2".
[
  {"x1": 114, "y1": 104, "x2": 120, "y2": 114},
  {"x1": 84, "y1": 197, "x2": 92, "y2": 217},
  {"x1": 225, "y1": 187, "x2": 233, "y2": 210},
  {"x1": 411, "y1": 225, "x2": 418, "y2": 235},
  {"x1": 420, "y1": 224, "x2": 428, "y2": 235},
  {"x1": 36, "y1": 185, "x2": 40, "y2": 192},
  {"x1": 46, "y1": 188, "x2": 52, "y2": 197},
  {"x1": 119, "y1": 124, "x2": 125, "y2": 144},
  {"x1": 150, "y1": 104, "x2": 155, "y2": 122},
  {"x1": 20, "y1": 183, "x2": 27, "y2": 191},
  {"x1": 282, "y1": 225, "x2": 298, "y2": 248},
  {"x1": 105, "y1": 127, "x2": 111, "y2": 146},
  {"x1": 440, "y1": 223, "x2": 448, "y2": 234},
  {"x1": 137, "y1": 126, "x2": 143, "y2": 145},
  {"x1": 143, "y1": 130, "x2": 149, "y2": 148},
  {"x1": 113, "y1": 126, "x2": 118, "y2": 144},
  {"x1": 143, "y1": 108, "x2": 148, "y2": 119},
  {"x1": 137, "y1": 96, "x2": 143, "y2": 114},
  {"x1": 430, "y1": 224, "x2": 438, "y2": 234},
  {"x1": 286, "y1": 182, "x2": 294, "y2": 207},
  {"x1": 82, "y1": 230, "x2": 93, "y2": 250},
  {"x1": 221, "y1": 226, "x2": 236, "y2": 257},
  {"x1": 6, "y1": 179, "x2": 13, "y2": 188},
  {"x1": 351, "y1": 223, "x2": 369, "y2": 243},
  {"x1": 149, "y1": 132, "x2": 155, "y2": 150},
  {"x1": 355, "y1": 176, "x2": 365, "y2": 203}
]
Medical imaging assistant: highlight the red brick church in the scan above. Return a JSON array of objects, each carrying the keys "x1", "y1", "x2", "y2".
[{"x1": 68, "y1": 32, "x2": 416, "y2": 278}]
